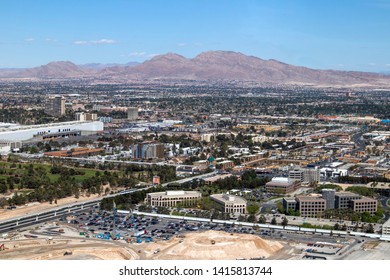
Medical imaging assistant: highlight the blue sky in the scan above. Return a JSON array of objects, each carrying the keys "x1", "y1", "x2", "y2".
[{"x1": 1, "y1": 0, "x2": 389, "y2": 72}]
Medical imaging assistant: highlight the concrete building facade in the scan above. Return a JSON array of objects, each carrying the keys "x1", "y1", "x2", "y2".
[
  {"x1": 350, "y1": 198, "x2": 378, "y2": 214},
  {"x1": 289, "y1": 167, "x2": 320, "y2": 184},
  {"x1": 322, "y1": 189, "x2": 336, "y2": 209},
  {"x1": 382, "y1": 219, "x2": 390, "y2": 235},
  {"x1": 282, "y1": 198, "x2": 297, "y2": 212},
  {"x1": 146, "y1": 190, "x2": 201, "y2": 207},
  {"x1": 335, "y1": 192, "x2": 360, "y2": 209},
  {"x1": 265, "y1": 177, "x2": 301, "y2": 194},
  {"x1": 210, "y1": 194, "x2": 247, "y2": 214},
  {"x1": 296, "y1": 196, "x2": 326, "y2": 218}
]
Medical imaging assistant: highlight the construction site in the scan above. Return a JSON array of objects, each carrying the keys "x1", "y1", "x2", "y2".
[
  {"x1": 0, "y1": 222, "x2": 287, "y2": 260},
  {"x1": 2, "y1": 218, "x2": 390, "y2": 260},
  {"x1": 2, "y1": 202, "x2": 390, "y2": 260}
]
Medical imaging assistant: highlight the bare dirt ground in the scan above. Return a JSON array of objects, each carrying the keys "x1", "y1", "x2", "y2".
[
  {"x1": 0, "y1": 226, "x2": 285, "y2": 260},
  {"x1": 0, "y1": 238, "x2": 137, "y2": 260},
  {"x1": 139, "y1": 230, "x2": 283, "y2": 260}
]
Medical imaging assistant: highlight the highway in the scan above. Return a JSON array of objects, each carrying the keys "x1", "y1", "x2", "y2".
[
  {"x1": 0, "y1": 172, "x2": 216, "y2": 233},
  {"x1": 45, "y1": 155, "x2": 195, "y2": 169}
]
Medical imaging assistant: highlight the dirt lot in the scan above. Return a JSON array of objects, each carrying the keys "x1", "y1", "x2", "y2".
[
  {"x1": 0, "y1": 227, "x2": 284, "y2": 260},
  {"x1": 0, "y1": 238, "x2": 137, "y2": 260},
  {"x1": 139, "y1": 230, "x2": 283, "y2": 260}
]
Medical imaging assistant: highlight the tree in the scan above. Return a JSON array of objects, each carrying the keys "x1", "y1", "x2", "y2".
[
  {"x1": 281, "y1": 217, "x2": 288, "y2": 227},
  {"x1": 258, "y1": 215, "x2": 267, "y2": 224},
  {"x1": 334, "y1": 223, "x2": 340, "y2": 230},
  {"x1": 0, "y1": 197, "x2": 8, "y2": 208},
  {"x1": 247, "y1": 214, "x2": 257, "y2": 223},
  {"x1": 365, "y1": 224, "x2": 375, "y2": 233},
  {"x1": 247, "y1": 204, "x2": 259, "y2": 215},
  {"x1": 271, "y1": 217, "x2": 277, "y2": 225},
  {"x1": 0, "y1": 182, "x2": 7, "y2": 194}
]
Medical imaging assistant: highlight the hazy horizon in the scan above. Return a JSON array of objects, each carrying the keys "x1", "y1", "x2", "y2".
[{"x1": 1, "y1": 0, "x2": 389, "y2": 72}]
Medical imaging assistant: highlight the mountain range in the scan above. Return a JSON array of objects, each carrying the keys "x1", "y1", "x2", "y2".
[{"x1": 1, "y1": 51, "x2": 389, "y2": 86}]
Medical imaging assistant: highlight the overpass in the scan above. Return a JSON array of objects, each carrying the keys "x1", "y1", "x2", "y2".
[
  {"x1": 44, "y1": 155, "x2": 195, "y2": 169},
  {"x1": 0, "y1": 171, "x2": 217, "y2": 233}
]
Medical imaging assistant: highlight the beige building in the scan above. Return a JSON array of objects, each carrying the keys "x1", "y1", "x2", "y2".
[
  {"x1": 75, "y1": 112, "x2": 97, "y2": 121},
  {"x1": 265, "y1": 177, "x2": 301, "y2": 194},
  {"x1": 382, "y1": 219, "x2": 390, "y2": 235},
  {"x1": 350, "y1": 197, "x2": 377, "y2": 214},
  {"x1": 296, "y1": 196, "x2": 326, "y2": 218},
  {"x1": 210, "y1": 194, "x2": 247, "y2": 214},
  {"x1": 145, "y1": 190, "x2": 201, "y2": 207}
]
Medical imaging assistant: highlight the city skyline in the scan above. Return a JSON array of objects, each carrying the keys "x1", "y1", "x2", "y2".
[{"x1": 1, "y1": 0, "x2": 390, "y2": 72}]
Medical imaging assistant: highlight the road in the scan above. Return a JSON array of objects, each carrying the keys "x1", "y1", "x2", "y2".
[
  {"x1": 0, "y1": 171, "x2": 217, "y2": 233},
  {"x1": 45, "y1": 155, "x2": 195, "y2": 169}
]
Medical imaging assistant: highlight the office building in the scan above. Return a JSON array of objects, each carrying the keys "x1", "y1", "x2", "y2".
[
  {"x1": 210, "y1": 194, "x2": 247, "y2": 214},
  {"x1": 282, "y1": 198, "x2": 297, "y2": 212},
  {"x1": 322, "y1": 189, "x2": 336, "y2": 209},
  {"x1": 132, "y1": 142, "x2": 165, "y2": 159},
  {"x1": 382, "y1": 219, "x2": 390, "y2": 235},
  {"x1": 350, "y1": 197, "x2": 377, "y2": 214},
  {"x1": 127, "y1": 107, "x2": 139, "y2": 121},
  {"x1": 45, "y1": 96, "x2": 65, "y2": 116},
  {"x1": 265, "y1": 177, "x2": 301, "y2": 194},
  {"x1": 289, "y1": 167, "x2": 320, "y2": 184},
  {"x1": 335, "y1": 192, "x2": 360, "y2": 209},
  {"x1": 145, "y1": 190, "x2": 201, "y2": 207},
  {"x1": 75, "y1": 112, "x2": 97, "y2": 121},
  {"x1": 295, "y1": 196, "x2": 326, "y2": 218}
]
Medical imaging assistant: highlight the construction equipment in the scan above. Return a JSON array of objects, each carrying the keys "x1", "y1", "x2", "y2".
[
  {"x1": 211, "y1": 240, "x2": 216, "y2": 245},
  {"x1": 0, "y1": 244, "x2": 6, "y2": 251},
  {"x1": 63, "y1": 251, "x2": 73, "y2": 256}
]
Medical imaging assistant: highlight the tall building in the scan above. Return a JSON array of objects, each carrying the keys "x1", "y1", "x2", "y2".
[
  {"x1": 127, "y1": 107, "x2": 138, "y2": 121},
  {"x1": 322, "y1": 189, "x2": 336, "y2": 209},
  {"x1": 289, "y1": 167, "x2": 320, "y2": 184},
  {"x1": 45, "y1": 96, "x2": 65, "y2": 116},
  {"x1": 132, "y1": 142, "x2": 165, "y2": 159}
]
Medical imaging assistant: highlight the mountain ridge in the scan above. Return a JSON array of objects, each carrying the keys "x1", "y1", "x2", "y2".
[{"x1": 0, "y1": 51, "x2": 389, "y2": 86}]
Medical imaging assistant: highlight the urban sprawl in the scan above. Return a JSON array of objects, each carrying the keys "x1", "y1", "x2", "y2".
[{"x1": 1, "y1": 81, "x2": 390, "y2": 260}]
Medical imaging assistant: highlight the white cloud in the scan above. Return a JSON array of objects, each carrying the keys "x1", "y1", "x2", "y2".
[
  {"x1": 25, "y1": 38, "x2": 35, "y2": 42},
  {"x1": 129, "y1": 52, "x2": 146, "y2": 57},
  {"x1": 73, "y1": 39, "x2": 117, "y2": 45},
  {"x1": 177, "y1": 43, "x2": 187, "y2": 47}
]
